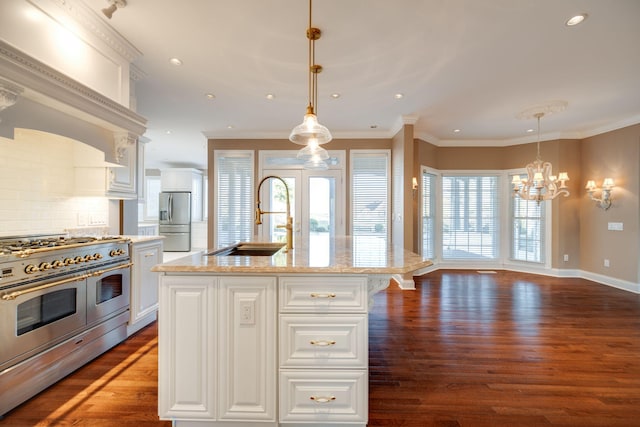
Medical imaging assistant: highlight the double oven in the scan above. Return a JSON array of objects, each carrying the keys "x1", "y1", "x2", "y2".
[{"x1": 0, "y1": 235, "x2": 132, "y2": 417}]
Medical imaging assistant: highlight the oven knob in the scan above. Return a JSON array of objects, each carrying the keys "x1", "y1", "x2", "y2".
[
  {"x1": 64, "y1": 258, "x2": 75, "y2": 265},
  {"x1": 94, "y1": 253, "x2": 103, "y2": 260},
  {"x1": 25, "y1": 264, "x2": 39, "y2": 274},
  {"x1": 52, "y1": 260, "x2": 64, "y2": 268},
  {"x1": 86, "y1": 254, "x2": 96, "y2": 261},
  {"x1": 109, "y1": 249, "x2": 123, "y2": 257},
  {"x1": 39, "y1": 262, "x2": 52, "y2": 271},
  {"x1": 74, "y1": 256, "x2": 84, "y2": 263}
]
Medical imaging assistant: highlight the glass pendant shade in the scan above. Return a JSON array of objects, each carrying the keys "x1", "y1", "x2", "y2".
[
  {"x1": 296, "y1": 141, "x2": 329, "y2": 160},
  {"x1": 289, "y1": 112, "x2": 332, "y2": 145}
]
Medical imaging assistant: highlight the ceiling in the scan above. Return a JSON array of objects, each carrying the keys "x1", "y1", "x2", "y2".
[{"x1": 83, "y1": 0, "x2": 640, "y2": 170}]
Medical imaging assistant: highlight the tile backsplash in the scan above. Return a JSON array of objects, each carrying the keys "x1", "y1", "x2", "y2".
[{"x1": 0, "y1": 131, "x2": 109, "y2": 237}]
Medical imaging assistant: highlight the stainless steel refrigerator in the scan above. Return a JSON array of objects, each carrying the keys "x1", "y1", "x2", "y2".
[{"x1": 159, "y1": 191, "x2": 191, "y2": 251}]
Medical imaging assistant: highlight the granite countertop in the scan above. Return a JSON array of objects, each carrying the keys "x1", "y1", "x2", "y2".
[
  {"x1": 124, "y1": 235, "x2": 165, "y2": 244},
  {"x1": 152, "y1": 236, "x2": 432, "y2": 275}
]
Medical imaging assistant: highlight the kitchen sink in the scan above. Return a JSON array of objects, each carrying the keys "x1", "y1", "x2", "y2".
[{"x1": 205, "y1": 242, "x2": 285, "y2": 257}]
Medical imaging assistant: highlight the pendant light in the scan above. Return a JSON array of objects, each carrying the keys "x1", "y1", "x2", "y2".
[{"x1": 289, "y1": 0, "x2": 332, "y2": 168}]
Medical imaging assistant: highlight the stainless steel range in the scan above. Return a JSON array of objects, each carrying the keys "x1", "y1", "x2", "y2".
[{"x1": 0, "y1": 234, "x2": 132, "y2": 417}]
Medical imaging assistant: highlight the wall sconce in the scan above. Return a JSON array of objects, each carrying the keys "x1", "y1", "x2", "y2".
[
  {"x1": 585, "y1": 178, "x2": 615, "y2": 210},
  {"x1": 412, "y1": 177, "x2": 418, "y2": 198}
]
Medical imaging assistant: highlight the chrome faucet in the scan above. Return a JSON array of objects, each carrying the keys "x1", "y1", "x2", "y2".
[{"x1": 255, "y1": 175, "x2": 293, "y2": 251}]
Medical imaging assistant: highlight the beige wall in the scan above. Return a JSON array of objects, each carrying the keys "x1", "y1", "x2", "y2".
[
  {"x1": 206, "y1": 138, "x2": 392, "y2": 248},
  {"x1": 416, "y1": 128, "x2": 640, "y2": 281},
  {"x1": 579, "y1": 124, "x2": 640, "y2": 283},
  {"x1": 208, "y1": 125, "x2": 640, "y2": 285}
]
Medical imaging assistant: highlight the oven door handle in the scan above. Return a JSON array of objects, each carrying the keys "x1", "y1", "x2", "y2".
[
  {"x1": 1, "y1": 274, "x2": 89, "y2": 301},
  {"x1": 89, "y1": 262, "x2": 133, "y2": 277}
]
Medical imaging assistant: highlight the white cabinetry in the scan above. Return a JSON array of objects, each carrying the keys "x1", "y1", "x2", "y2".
[
  {"x1": 158, "y1": 274, "x2": 277, "y2": 424},
  {"x1": 161, "y1": 168, "x2": 203, "y2": 221},
  {"x1": 278, "y1": 276, "x2": 368, "y2": 425},
  {"x1": 127, "y1": 239, "x2": 162, "y2": 336},
  {"x1": 107, "y1": 138, "x2": 137, "y2": 198},
  {"x1": 158, "y1": 274, "x2": 368, "y2": 427}
]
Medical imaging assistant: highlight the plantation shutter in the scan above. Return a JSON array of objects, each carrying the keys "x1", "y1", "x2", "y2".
[
  {"x1": 216, "y1": 151, "x2": 254, "y2": 248},
  {"x1": 442, "y1": 175, "x2": 500, "y2": 260}
]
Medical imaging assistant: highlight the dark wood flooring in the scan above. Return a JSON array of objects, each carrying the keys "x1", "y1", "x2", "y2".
[{"x1": 1, "y1": 270, "x2": 639, "y2": 426}]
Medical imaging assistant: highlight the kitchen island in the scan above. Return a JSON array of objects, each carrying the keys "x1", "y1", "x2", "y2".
[{"x1": 153, "y1": 236, "x2": 432, "y2": 427}]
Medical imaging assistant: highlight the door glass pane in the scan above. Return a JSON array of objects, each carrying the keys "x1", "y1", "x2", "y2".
[
  {"x1": 308, "y1": 176, "x2": 335, "y2": 266},
  {"x1": 269, "y1": 177, "x2": 295, "y2": 244}
]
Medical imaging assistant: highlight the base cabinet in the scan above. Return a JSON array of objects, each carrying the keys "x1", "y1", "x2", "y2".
[
  {"x1": 128, "y1": 239, "x2": 162, "y2": 336},
  {"x1": 158, "y1": 275, "x2": 277, "y2": 424},
  {"x1": 158, "y1": 274, "x2": 367, "y2": 427}
]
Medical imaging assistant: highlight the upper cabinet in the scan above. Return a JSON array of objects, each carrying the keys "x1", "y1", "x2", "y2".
[{"x1": 107, "y1": 133, "x2": 138, "y2": 199}]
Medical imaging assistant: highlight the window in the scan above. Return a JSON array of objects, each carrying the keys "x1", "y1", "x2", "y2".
[
  {"x1": 421, "y1": 169, "x2": 437, "y2": 259},
  {"x1": 215, "y1": 151, "x2": 254, "y2": 248},
  {"x1": 350, "y1": 151, "x2": 390, "y2": 243},
  {"x1": 442, "y1": 175, "x2": 500, "y2": 260},
  {"x1": 510, "y1": 172, "x2": 545, "y2": 263}
]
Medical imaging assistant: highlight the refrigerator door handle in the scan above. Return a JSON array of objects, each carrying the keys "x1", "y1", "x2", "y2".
[{"x1": 168, "y1": 193, "x2": 173, "y2": 222}]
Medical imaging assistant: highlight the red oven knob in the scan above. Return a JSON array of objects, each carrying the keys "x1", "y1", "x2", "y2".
[
  {"x1": 39, "y1": 262, "x2": 52, "y2": 271},
  {"x1": 25, "y1": 264, "x2": 39, "y2": 274},
  {"x1": 64, "y1": 258, "x2": 75, "y2": 265},
  {"x1": 52, "y1": 260, "x2": 64, "y2": 269}
]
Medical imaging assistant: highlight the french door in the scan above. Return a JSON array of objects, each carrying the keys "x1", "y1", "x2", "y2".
[{"x1": 258, "y1": 169, "x2": 344, "y2": 253}]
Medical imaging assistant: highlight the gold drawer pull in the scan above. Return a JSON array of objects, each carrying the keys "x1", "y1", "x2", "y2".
[
  {"x1": 310, "y1": 339, "x2": 336, "y2": 347},
  {"x1": 310, "y1": 292, "x2": 336, "y2": 299},
  {"x1": 310, "y1": 395, "x2": 336, "y2": 403}
]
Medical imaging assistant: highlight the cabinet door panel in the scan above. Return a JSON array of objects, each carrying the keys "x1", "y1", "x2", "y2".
[
  {"x1": 217, "y1": 276, "x2": 277, "y2": 421},
  {"x1": 158, "y1": 276, "x2": 216, "y2": 420}
]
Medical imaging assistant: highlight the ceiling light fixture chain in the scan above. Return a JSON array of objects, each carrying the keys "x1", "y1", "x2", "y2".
[
  {"x1": 512, "y1": 103, "x2": 570, "y2": 204},
  {"x1": 290, "y1": 0, "x2": 332, "y2": 170}
]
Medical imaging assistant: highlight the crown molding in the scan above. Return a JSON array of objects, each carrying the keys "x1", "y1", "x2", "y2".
[{"x1": 35, "y1": 0, "x2": 142, "y2": 62}]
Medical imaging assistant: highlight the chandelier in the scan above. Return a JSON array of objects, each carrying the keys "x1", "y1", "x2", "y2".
[
  {"x1": 289, "y1": 0, "x2": 331, "y2": 170},
  {"x1": 511, "y1": 109, "x2": 570, "y2": 204}
]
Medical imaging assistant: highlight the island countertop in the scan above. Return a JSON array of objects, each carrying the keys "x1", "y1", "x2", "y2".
[{"x1": 152, "y1": 236, "x2": 432, "y2": 275}]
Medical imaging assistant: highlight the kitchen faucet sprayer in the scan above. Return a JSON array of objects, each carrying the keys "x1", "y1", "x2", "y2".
[{"x1": 255, "y1": 175, "x2": 293, "y2": 251}]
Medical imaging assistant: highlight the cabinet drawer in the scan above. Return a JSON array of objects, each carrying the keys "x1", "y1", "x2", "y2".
[
  {"x1": 279, "y1": 276, "x2": 367, "y2": 313},
  {"x1": 279, "y1": 370, "x2": 367, "y2": 423},
  {"x1": 280, "y1": 315, "x2": 367, "y2": 368}
]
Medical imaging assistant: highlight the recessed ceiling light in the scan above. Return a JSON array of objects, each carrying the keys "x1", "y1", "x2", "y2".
[
  {"x1": 526, "y1": 128, "x2": 535, "y2": 133},
  {"x1": 331, "y1": 93, "x2": 341, "y2": 99},
  {"x1": 205, "y1": 93, "x2": 215, "y2": 99},
  {"x1": 394, "y1": 93, "x2": 404, "y2": 99},
  {"x1": 266, "y1": 93, "x2": 275, "y2": 100},
  {"x1": 165, "y1": 130, "x2": 172, "y2": 135},
  {"x1": 370, "y1": 125, "x2": 378, "y2": 129},
  {"x1": 227, "y1": 125, "x2": 234, "y2": 129},
  {"x1": 566, "y1": 13, "x2": 588, "y2": 26},
  {"x1": 453, "y1": 129, "x2": 461, "y2": 133},
  {"x1": 169, "y1": 57, "x2": 183, "y2": 66}
]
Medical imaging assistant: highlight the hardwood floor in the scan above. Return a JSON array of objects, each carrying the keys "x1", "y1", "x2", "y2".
[
  {"x1": 368, "y1": 270, "x2": 640, "y2": 426},
  {"x1": 0, "y1": 324, "x2": 170, "y2": 427},
  {"x1": 1, "y1": 270, "x2": 639, "y2": 426}
]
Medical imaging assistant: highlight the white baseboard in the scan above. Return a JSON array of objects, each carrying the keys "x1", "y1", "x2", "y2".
[{"x1": 413, "y1": 264, "x2": 639, "y2": 294}]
